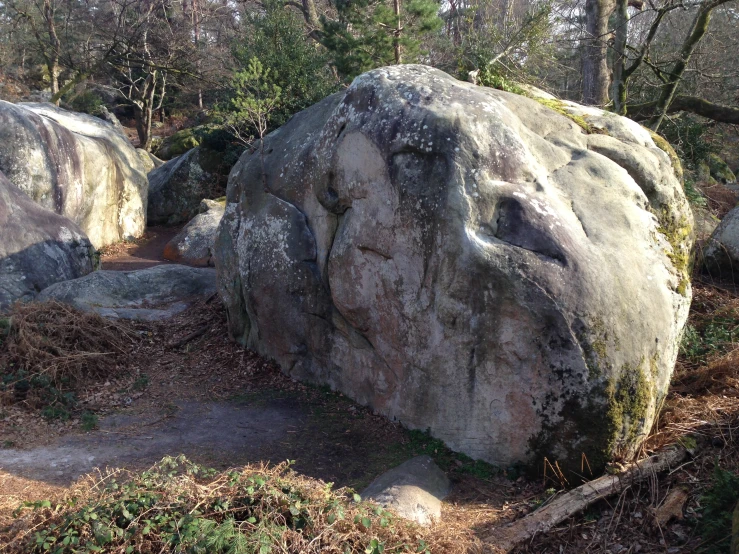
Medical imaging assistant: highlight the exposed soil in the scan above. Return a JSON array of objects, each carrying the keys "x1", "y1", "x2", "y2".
[{"x1": 99, "y1": 226, "x2": 182, "y2": 270}]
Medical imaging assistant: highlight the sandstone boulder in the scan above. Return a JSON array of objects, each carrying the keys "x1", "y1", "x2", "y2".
[
  {"x1": 148, "y1": 147, "x2": 216, "y2": 225},
  {"x1": 0, "y1": 171, "x2": 97, "y2": 310},
  {"x1": 163, "y1": 198, "x2": 225, "y2": 266},
  {"x1": 137, "y1": 149, "x2": 165, "y2": 174},
  {"x1": 701, "y1": 205, "x2": 739, "y2": 278},
  {"x1": 0, "y1": 101, "x2": 148, "y2": 248},
  {"x1": 214, "y1": 65, "x2": 693, "y2": 474},
  {"x1": 38, "y1": 264, "x2": 217, "y2": 321},
  {"x1": 362, "y1": 456, "x2": 450, "y2": 526}
]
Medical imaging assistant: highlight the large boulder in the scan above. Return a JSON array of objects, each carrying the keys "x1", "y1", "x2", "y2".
[
  {"x1": 163, "y1": 198, "x2": 225, "y2": 266},
  {"x1": 0, "y1": 171, "x2": 97, "y2": 310},
  {"x1": 701, "y1": 205, "x2": 739, "y2": 278},
  {"x1": 38, "y1": 265, "x2": 217, "y2": 321},
  {"x1": 0, "y1": 101, "x2": 148, "y2": 248},
  {"x1": 148, "y1": 147, "x2": 216, "y2": 225},
  {"x1": 214, "y1": 65, "x2": 693, "y2": 474}
]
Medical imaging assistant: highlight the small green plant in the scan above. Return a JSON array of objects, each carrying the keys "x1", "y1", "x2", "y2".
[
  {"x1": 10, "y1": 456, "x2": 434, "y2": 553},
  {"x1": 697, "y1": 465, "x2": 739, "y2": 554},
  {"x1": 80, "y1": 412, "x2": 98, "y2": 431},
  {"x1": 131, "y1": 373, "x2": 149, "y2": 391},
  {"x1": 680, "y1": 316, "x2": 739, "y2": 363},
  {"x1": 661, "y1": 114, "x2": 718, "y2": 170},
  {"x1": 67, "y1": 90, "x2": 103, "y2": 115},
  {"x1": 223, "y1": 57, "x2": 282, "y2": 149},
  {"x1": 684, "y1": 176, "x2": 708, "y2": 207}
]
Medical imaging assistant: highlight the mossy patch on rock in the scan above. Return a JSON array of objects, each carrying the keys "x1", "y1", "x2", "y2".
[
  {"x1": 648, "y1": 130, "x2": 684, "y2": 182},
  {"x1": 532, "y1": 97, "x2": 599, "y2": 134},
  {"x1": 606, "y1": 361, "x2": 653, "y2": 448},
  {"x1": 655, "y1": 207, "x2": 693, "y2": 297},
  {"x1": 707, "y1": 153, "x2": 737, "y2": 184},
  {"x1": 154, "y1": 128, "x2": 201, "y2": 160}
]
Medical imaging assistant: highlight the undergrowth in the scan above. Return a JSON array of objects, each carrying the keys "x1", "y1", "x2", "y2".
[
  {"x1": 696, "y1": 465, "x2": 739, "y2": 554},
  {"x1": 4, "y1": 456, "x2": 437, "y2": 554},
  {"x1": 0, "y1": 301, "x2": 137, "y2": 420}
]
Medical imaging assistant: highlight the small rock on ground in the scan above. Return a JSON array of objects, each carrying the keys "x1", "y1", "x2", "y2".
[{"x1": 361, "y1": 455, "x2": 450, "y2": 526}]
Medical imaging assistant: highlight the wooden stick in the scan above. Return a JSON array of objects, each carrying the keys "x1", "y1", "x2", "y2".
[
  {"x1": 168, "y1": 324, "x2": 209, "y2": 349},
  {"x1": 482, "y1": 445, "x2": 689, "y2": 553}
]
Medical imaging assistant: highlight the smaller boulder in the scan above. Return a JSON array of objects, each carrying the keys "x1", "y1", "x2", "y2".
[
  {"x1": 148, "y1": 147, "x2": 216, "y2": 226},
  {"x1": 154, "y1": 128, "x2": 200, "y2": 160},
  {"x1": 708, "y1": 153, "x2": 737, "y2": 185},
  {"x1": 702, "y1": 205, "x2": 739, "y2": 278},
  {"x1": 361, "y1": 456, "x2": 450, "y2": 526},
  {"x1": 37, "y1": 265, "x2": 217, "y2": 320},
  {"x1": 163, "y1": 199, "x2": 225, "y2": 266},
  {"x1": 0, "y1": 171, "x2": 97, "y2": 310}
]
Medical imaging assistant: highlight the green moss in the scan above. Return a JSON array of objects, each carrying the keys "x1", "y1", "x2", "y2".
[
  {"x1": 155, "y1": 128, "x2": 201, "y2": 159},
  {"x1": 655, "y1": 207, "x2": 693, "y2": 297},
  {"x1": 707, "y1": 153, "x2": 736, "y2": 184},
  {"x1": 481, "y1": 77, "x2": 603, "y2": 135},
  {"x1": 605, "y1": 361, "x2": 653, "y2": 449},
  {"x1": 527, "y1": 357, "x2": 656, "y2": 479},
  {"x1": 648, "y1": 130, "x2": 683, "y2": 182},
  {"x1": 532, "y1": 97, "x2": 599, "y2": 134}
]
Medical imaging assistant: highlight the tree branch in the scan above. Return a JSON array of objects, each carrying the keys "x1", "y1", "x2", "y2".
[{"x1": 627, "y1": 95, "x2": 739, "y2": 124}]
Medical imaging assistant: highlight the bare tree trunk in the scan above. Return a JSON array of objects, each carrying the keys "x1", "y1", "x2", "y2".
[
  {"x1": 192, "y1": 0, "x2": 203, "y2": 109},
  {"x1": 650, "y1": 0, "x2": 733, "y2": 131},
  {"x1": 611, "y1": 0, "x2": 628, "y2": 114},
  {"x1": 43, "y1": 0, "x2": 61, "y2": 103},
  {"x1": 393, "y1": 0, "x2": 402, "y2": 64},
  {"x1": 582, "y1": 0, "x2": 614, "y2": 106},
  {"x1": 134, "y1": 72, "x2": 158, "y2": 151}
]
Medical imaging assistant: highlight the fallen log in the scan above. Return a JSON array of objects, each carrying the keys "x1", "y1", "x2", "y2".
[{"x1": 482, "y1": 444, "x2": 689, "y2": 553}]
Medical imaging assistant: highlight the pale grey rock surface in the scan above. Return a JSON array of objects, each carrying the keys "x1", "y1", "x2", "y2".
[
  {"x1": 214, "y1": 65, "x2": 693, "y2": 474},
  {"x1": 37, "y1": 265, "x2": 216, "y2": 320},
  {"x1": 702, "y1": 205, "x2": 739, "y2": 278},
  {"x1": 0, "y1": 101, "x2": 148, "y2": 248},
  {"x1": 0, "y1": 171, "x2": 97, "y2": 310},
  {"x1": 148, "y1": 146, "x2": 215, "y2": 225},
  {"x1": 362, "y1": 455, "x2": 450, "y2": 526},
  {"x1": 163, "y1": 198, "x2": 225, "y2": 266},
  {"x1": 137, "y1": 149, "x2": 165, "y2": 174}
]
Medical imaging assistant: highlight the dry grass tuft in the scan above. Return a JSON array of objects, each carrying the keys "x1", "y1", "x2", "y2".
[{"x1": 1, "y1": 300, "x2": 137, "y2": 387}]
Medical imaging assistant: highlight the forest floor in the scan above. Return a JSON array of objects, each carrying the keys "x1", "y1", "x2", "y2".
[
  {"x1": 1, "y1": 265, "x2": 738, "y2": 552},
  {"x1": 98, "y1": 225, "x2": 182, "y2": 271}
]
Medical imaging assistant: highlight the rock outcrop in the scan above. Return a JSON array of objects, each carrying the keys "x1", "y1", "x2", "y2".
[
  {"x1": 214, "y1": 65, "x2": 693, "y2": 474},
  {"x1": 163, "y1": 198, "x2": 225, "y2": 266},
  {"x1": 148, "y1": 147, "x2": 216, "y2": 225},
  {"x1": 0, "y1": 171, "x2": 97, "y2": 310},
  {"x1": 702, "y1": 205, "x2": 739, "y2": 277},
  {"x1": 38, "y1": 265, "x2": 217, "y2": 320},
  {"x1": 0, "y1": 101, "x2": 148, "y2": 248}
]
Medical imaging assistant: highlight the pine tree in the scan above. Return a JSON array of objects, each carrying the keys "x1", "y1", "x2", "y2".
[{"x1": 321, "y1": 0, "x2": 442, "y2": 80}]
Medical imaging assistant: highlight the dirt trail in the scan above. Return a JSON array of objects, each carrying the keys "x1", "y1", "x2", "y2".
[
  {"x1": 0, "y1": 400, "x2": 302, "y2": 486},
  {"x1": 101, "y1": 226, "x2": 182, "y2": 270}
]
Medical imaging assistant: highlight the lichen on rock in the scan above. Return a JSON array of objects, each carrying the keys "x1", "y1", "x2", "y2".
[{"x1": 214, "y1": 65, "x2": 693, "y2": 476}]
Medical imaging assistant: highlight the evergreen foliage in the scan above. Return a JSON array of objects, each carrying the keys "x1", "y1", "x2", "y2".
[{"x1": 321, "y1": 0, "x2": 442, "y2": 80}]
